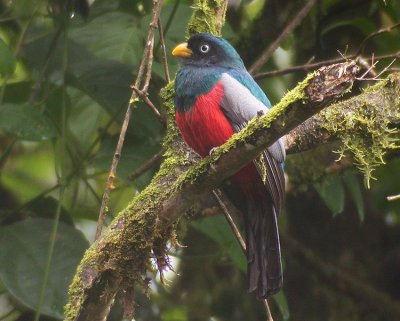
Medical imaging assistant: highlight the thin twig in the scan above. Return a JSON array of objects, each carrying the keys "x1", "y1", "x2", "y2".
[
  {"x1": 164, "y1": 0, "x2": 181, "y2": 36},
  {"x1": 131, "y1": 85, "x2": 164, "y2": 123},
  {"x1": 158, "y1": 17, "x2": 171, "y2": 83},
  {"x1": 212, "y1": 189, "x2": 246, "y2": 252},
  {"x1": 95, "y1": 101, "x2": 132, "y2": 240},
  {"x1": 128, "y1": 149, "x2": 165, "y2": 181},
  {"x1": 358, "y1": 58, "x2": 397, "y2": 81},
  {"x1": 387, "y1": 194, "x2": 400, "y2": 201},
  {"x1": 212, "y1": 189, "x2": 274, "y2": 321},
  {"x1": 356, "y1": 56, "x2": 377, "y2": 77},
  {"x1": 254, "y1": 57, "x2": 347, "y2": 79},
  {"x1": 142, "y1": 34, "x2": 156, "y2": 93},
  {"x1": 254, "y1": 33, "x2": 400, "y2": 79},
  {"x1": 356, "y1": 22, "x2": 400, "y2": 56},
  {"x1": 374, "y1": 50, "x2": 400, "y2": 60},
  {"x1": 263, "y1": 300, "x2": 274, "y2": 321},
  {"x1": 95, "y1": 0, "x2": 164, "y2": 240},
  {"x1": 254, "y1": 50, "x2": 400, "y2": 79},
  {"x1": 254, "y1": 24, "x2": 400, "y2": 79},
  {"x1": 356, "y1": 59, "x2": 380, "y2": 80},
  {"x1": 249, "y1": 0, "x2": 317, "y2": 74}
]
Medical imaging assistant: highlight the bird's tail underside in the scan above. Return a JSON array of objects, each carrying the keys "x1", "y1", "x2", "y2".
[{"x1": 245, "y1": 197, "x2": 282, "y2": 299}]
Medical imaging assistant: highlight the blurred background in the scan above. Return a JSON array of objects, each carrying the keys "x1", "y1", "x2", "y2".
[{"x1": 0, "y1": 0, "x2": 399, "y2": 320}]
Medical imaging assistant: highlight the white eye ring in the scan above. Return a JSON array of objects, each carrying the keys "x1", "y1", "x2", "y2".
[{"x1": 200, "y1": 44, "x2": 210, "y2": 53}]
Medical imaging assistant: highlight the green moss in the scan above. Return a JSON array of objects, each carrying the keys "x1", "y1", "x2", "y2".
[
  {"x1": 160, "y1": 81, "x2": 180, "y2": 149},
  {"x1": 269, "y1": 72, "x2": 314, "y2": 111},
  {"x1": 187, "y1": 0, "x2": 225, "y2": 36},
  {"x1": 64, "y1": 244, "x2": 102, "y2": 320},
  {"x1": 65, "y1": 1, "x2": 230, "y2": 319},
  {"x1": 64, "y1": 172, "x2": 173, "y2": 321},
  {"x1": 159, "y1": 80, "x2": 197, "y2": 180},
  {"x1": 320, "y1": 77, "x2": 400, "y2": 187},
  {"x1": 255, "y1": 154, "x2": 267, "y2": 184}
]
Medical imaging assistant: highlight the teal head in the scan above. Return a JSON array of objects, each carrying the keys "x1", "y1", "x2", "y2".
[{"x1": 172, "y1": 33, "x2": 245, "y2": 70}]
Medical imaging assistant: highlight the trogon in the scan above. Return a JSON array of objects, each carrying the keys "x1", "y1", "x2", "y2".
[{"x1": 172, "y1": 33, "x2": 285, "y2": 299}]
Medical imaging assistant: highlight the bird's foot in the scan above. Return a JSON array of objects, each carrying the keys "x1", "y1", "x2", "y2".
[{"x1": 209, "y1": 147, "x2": 218, "y2": 156}]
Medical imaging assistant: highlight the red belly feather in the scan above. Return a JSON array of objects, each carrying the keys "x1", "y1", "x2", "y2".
[
  {"x1": 175, "y1": 82, "x2": 261, "y2": 196},
  {"x1": 175, "y1": 82, "x2": 233, "y2": 157}
]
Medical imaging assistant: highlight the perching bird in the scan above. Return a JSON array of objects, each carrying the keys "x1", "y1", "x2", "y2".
[{"x1": 172, "y1": 33, "x2": 285, "y2": 299}]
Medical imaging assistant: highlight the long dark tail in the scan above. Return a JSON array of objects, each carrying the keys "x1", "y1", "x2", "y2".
[{"x1": 245, "y1": 197, "x2": 282, "y2": 299}]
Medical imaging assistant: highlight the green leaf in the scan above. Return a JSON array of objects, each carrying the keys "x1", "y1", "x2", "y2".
[
  {"x1": 93, "y1": 125, "x2": 161, "y2": 190},
  {"x1": 24, "y1": 196, "x2": 75, "y2": 225},
  {"x1": 161, "y1": 307, "x2": 188, "y2": 321},
  {"x1": 161, "y1": 2, "x2": 192, "y2": 42},
  {"x1": 124, "y1": 0, "x2": 154, "y2": 16},
  {"x1": 273, "y1": 291, "x2": 290, "y2": 321},
  {"x1": 244, "y1": 0, "x2": 266, "y2": 19},
  {"x1": 21, "y1": 29, "x2": 64, "y2": 82},
  {"x1": 343, "y1": 171, "x2": 365, "y2": 222},
  {"x1": 2, "y1": 81, "x2": 32, "y2": 104},
  {"x1": 9, "y1": 0, "x2": 39, "y2": 18},
  {"x1": 22, "y1": 31, "x2": 134, "y2": 117},
  {"x1": 0, "y1": 103, "x2": 56, "y2": 140},
  {"x1": 192, "y1": 215, "x2": 246, "y2": 272},
  {"x1": 67, "y1": 87, "x2": 103, "y2": 147},
  {"x1": 67, "y1": 58, "x2": 133, "y2": 116},
  {"x1": 0, "y1": 38, "x2": 16, "y2": 76},
  {"x1": 320, "y1": 17, "x2": 376, "y2": 38},
  {"x1": 0, "y1": 218, "x2": 89, "y2": 319},
  {"x1": 86, "y1": 0, "x2": 119, "y2": 13},
  {"x1": 315, "y1": 175, "x2": 345, "y2": 216},
  {"x1": 69, "y1": 11, "x2": 143, "y2": 66}
]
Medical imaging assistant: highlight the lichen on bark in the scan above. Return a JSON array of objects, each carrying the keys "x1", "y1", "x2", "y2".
[
  {"x1": 187, "y1": 0, "x2": 227, "y2": 36},
  {"x1": 320, "y1": 74, "x2": 400, "y2": 186}
]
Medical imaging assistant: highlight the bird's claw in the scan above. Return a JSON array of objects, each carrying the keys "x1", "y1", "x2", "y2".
[{"x1": 209, "y1": 147, "x2": 218, "y2": 156}]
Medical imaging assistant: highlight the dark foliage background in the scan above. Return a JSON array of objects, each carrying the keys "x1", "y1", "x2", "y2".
[{"x1": 0, "y1": 0, "x2": 399, "y2": 320}]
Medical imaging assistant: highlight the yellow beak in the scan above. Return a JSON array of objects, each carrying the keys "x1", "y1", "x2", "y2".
[{"x1": 172, "y1": 42, "x2": 193, "y2": 58}]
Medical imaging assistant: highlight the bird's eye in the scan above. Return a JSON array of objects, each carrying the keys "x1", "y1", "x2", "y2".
[{"x1": 200, "y1": 44, "x2": 210, "y2": 53}]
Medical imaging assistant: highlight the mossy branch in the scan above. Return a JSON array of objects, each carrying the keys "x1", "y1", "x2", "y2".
[
  {"x1": 187, "y1": 0, "x2": 228, "y2": 36},
  {"x1": 64, "y1": 1, "x2": 228, "y2": 320},
  {"x1": 285, "y1": 74, "x2": 400, "y2": 185},
  {"x1": 64, "y1": 0, "x2": 400, "y2": 319},
  {"x1": 65, "y1": 56, "x2": 362, "y2": 320},
  {"x1": 157, "y1": 62, "x2": 360, "y2": 226}
]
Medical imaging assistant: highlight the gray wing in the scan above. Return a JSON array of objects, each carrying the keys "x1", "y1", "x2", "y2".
[{"x1": 220, "y1": 73, "x2": 285, "y2": 213}]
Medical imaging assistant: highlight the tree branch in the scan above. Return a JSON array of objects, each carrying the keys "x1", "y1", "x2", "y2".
[
  {"x1": 95, "y1": 0, "x2": 164, "y2": 240},
  {"x1": 64, "y1": 0, "x2": 400, "y2": 319},
  {"x1": 64, "y1": 59, "x2": 363, "y2": 321},
  {"x1": 65, "y1": 1, "x2": 228, "y2": 320},
  {"x1": 156, "y1": 62, "x2": 359, "y2": 227},
  {"x1": 254, "y1": 51, "x2": 400, "y2": 80},
  {"x1": 284, "y1": 75, "x2": 400, "y2": 184},
  {"x1": 249, "y1": 0, "x2": 317, "y2": 74}
]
